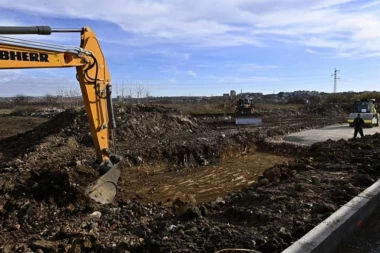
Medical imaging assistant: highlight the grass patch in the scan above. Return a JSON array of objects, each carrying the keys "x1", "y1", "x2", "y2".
[
  {"x1": 8, "y1": 106, "x2": 43, "y2": 116},
  {"x1": 0, "y1": 109, "x2": 13, "y2": 115},
  {"x1": 154, "y1": 102, "x2": 236, "y2": 114},
  {"x1": 254, "y1": 103, "x2": 302, "y2": 110}
]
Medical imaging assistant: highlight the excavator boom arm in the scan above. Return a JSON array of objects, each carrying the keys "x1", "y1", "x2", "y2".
[{"x1": 0, "y1": 26, "x2": 121, "y2": 204}]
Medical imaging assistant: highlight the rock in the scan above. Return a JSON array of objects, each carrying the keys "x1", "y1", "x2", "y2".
[
  {"x1": 213, "y1": 197, "x2": 225, "y2": 205},
  {"x1": 311, "y1": 176, "x2": 321, "y2": 185},
  {"x1": 356, "y1": 174, "x2": 375, "y2": 186},
  {"x1": 200, "y1": 205, "x2": 208, "y2": 217},
  {"x1": 0, "y1": 167, "x2": 12, "y2": 172},
  {"x1": 314, "y1": 203, "x2": 337, "y2": 213},
  {"x1": 110, "y1": 223, "x2": 118, "y2": 231},
  {"x1": 258, "y1": 178, "x2": 269, "y2": 186},
  {"x1": 88, "y1": 211, "x2": 102, "y2": 218},
  {"x1": 2, "y1": 244, "x2": 13, "y2": 253},
  {"x1": 172, "y1": 195, "x2": 197, "y2": 216},
  {"x1": 31, "y1": 240, "x2": 58, "y2": 251},
  {"x1": 292, "y1": 163, "x2": 307, "y2": 170},
  {"x1": 263, "y1": 167, "x2": 281, "y2": 183},
  {"x1": 15, "y1": 159, "x2": 23, "y2": 164},
  {"x1": 344, "y1": 182, "x2": 354, "y2": 189},
  {"x1": 135, "y1": 156, "x2": 143, "y2": 165},
  {"x1": 182, "y1": 207, "x2": 201, "y2": 220},
  {"x1": 185, "y1": 226, "x2": 198, "y2": 236},
  {"x1": 278, "y1": 227, "x2": 292, "y2": 242},
  {"x1": 82, "y1": 239, "x2": 92, "y2": 249}
]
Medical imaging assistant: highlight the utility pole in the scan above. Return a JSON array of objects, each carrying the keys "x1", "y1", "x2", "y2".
[{"x1": 331, "y1": 68, "x2": 340, "y2": 93}]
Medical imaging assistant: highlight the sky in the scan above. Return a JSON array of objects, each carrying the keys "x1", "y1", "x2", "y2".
[{"x1": 1, "y1": 0, "x2": 380, "y2": 97}]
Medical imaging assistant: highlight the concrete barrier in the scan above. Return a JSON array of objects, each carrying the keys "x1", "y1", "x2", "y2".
[{"x1": 282, "y1": 179, "x2": 380, "y2": 253}]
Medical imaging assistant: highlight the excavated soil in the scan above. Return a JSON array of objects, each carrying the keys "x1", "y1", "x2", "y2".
[
  {"x1": 1, "y1": 103, "x2": 372, "y2": 253},
  {"x1": 0, "y1": 114, "x2": 48, "y2": 139}
]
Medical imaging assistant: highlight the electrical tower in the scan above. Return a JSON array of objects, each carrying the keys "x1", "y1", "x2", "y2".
[{"x1": 331, "y1": 68, "x2": 340, "y2": 93}]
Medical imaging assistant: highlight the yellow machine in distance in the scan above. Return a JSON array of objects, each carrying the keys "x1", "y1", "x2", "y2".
[
  {"x1": 235, "y1": 96, "x2": 262, "y2": 125},
  {"x1": 347, "y1": 99, "x2": 379, "y2": 128},
  {"x1": 0, "y1": 26, "x2": 122, "y2": 204}
]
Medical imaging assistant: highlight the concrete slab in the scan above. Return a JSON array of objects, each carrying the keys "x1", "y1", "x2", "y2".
[{"x1": 283, "y1": 124, "x2": 380, "y2": 146}]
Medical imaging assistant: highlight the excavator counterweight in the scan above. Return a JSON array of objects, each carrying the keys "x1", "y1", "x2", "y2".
[{"x1": 0, "y1": 26, "x2": 122, "y2": 204}]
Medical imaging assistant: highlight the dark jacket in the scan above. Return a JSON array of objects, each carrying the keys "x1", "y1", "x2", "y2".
[{"x1": 353, "y1": 117, "x2": 365, "y2": 129}]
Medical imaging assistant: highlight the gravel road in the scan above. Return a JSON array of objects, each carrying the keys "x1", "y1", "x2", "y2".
[{"x1": 283, "y1": 124, "x2": 380, "y2": 146}]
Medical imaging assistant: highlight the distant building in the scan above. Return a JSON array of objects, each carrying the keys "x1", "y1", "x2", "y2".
[
  {"x1": 230, "y1": 90, "x2": 236, "y2": 96},
  {"x1": 223, "y1": 93, "x2": 229, "y2": 97}
]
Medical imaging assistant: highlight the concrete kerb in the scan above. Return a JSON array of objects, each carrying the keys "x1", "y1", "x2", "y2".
[{"x1": 282, "y1": 179, "x2": 380, "y2": 253}]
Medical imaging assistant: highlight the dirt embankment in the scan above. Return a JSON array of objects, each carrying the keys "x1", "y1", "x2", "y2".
[{"x1": 0, "y1": 103, "x2": 364, "y2": 253}]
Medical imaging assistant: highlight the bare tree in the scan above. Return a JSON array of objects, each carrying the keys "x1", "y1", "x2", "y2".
[
  {"x1": 43, "y1": 93, "x2": 58, "y2": 108},
  {"x1": 57, "y1": 89, "x2": 66, "y2": 109},
  {"x1": 135, "y1": 83, "x2": 145, "y2": 99},
  {"x1": 114, "y1": 82, "x2": 120, "y2": 98},
  {"x1": 145, "y1": 89, "x2": 150, "y2": 98},
  {"x1": 69, "y1": 88, "x2": 81, "y2": 107},
  {"x1": 121, "y1": 84, "x2": 127, "y2": 100},
  {"x1": 114, "y1": 82, "x2": 122, "y2": 102},
  {"x1": 127, "y1": 85, "x2": 133, "y2": 99},
  {"x1": 13, "y1": 94, "x2": 28, "y2": 106}
]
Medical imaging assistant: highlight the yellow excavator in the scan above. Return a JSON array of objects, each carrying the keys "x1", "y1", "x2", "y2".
[
  {"x1": 0, "y1": 26, "x2": 122, "y2": 204},
  {"x1": 235, "y1": 96, "x2": 262, "y2": 125}
]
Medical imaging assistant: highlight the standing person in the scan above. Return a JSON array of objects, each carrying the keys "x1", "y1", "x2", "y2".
[{"x1": 353, "y1": 114, "x2": 365, "y2": 138}]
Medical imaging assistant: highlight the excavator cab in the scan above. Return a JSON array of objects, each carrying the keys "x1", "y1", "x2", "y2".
[{"x1": 0, "y1": 26, "x2": 122, "y2": 204}]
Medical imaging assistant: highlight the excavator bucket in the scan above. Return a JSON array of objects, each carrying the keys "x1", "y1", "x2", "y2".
[{"x1": 86, "y1": 164, "x2": 121, "y2": 204}]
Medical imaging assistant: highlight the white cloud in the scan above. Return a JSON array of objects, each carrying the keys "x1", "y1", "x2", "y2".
[
  {"x1": 235, "y1": 64, "x2": 279, "y2": 72},
  {"x1": 305, "y1": 49, "x2": 318, "y2": 54},
  {"x1": 358, "y1": 0, "x2": 380, "y2": 9},
  {"x1": 0, "y1": 70, "x2": 79, "y2": 96},
  {"x1": 209, "y1": 75, "x2": 280, "y2": 83},
  {"x1": 1, "y1": 0, "x2": 380, "y2": 55},
  {"x1": 183, "y1": 53, "x2": 191, "y2": 61},
  {"x1": 187, "y1": 70, "x2": 197, "y2": 77}
]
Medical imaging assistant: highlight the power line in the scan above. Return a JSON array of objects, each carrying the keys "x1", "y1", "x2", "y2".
[{"x1": 331, "y1": 68, "x2": 340, "y2": 93}]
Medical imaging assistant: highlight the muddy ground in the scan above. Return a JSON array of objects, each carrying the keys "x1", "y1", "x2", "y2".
[{"x1": 1, "y1": 103, "x2": 374, "y2": 253}]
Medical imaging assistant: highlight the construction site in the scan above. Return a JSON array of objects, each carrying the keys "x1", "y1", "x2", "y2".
[
  {"x1": 1, "y1": 22, "x2": 380, "y2": 253},
  {"x1": 1, "y1": 97, "x2": 379, "y2": 253}
]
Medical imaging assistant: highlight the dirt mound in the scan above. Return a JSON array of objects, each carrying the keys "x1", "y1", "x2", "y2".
[
  {"x1": 115, "y1": 104, "x2": 203, "y2": 141},
  {"x1": 0, "y1": 109, "x2": 89, "y2": 164},
  {"x1": 0, "y1": 102, "x2": 360, "y2": 253},
  {"x1": 128, "y1": 134, "x2": 380, "y2": 253},
  {"x1": 299, "y1": 103, "x2": 346, "y2": 116}
]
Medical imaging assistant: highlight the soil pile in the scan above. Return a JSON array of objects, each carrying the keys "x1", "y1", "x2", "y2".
[
  {"x1": 0, "y1": 103, "x2": 367, "y2": 253},
  {"x1": 134, "y1": 135, "x2": 380, "y2": 252},
  {"x1": 299, "y1": 103, "x2": 346, "y2": 116},
  {"x1": 2, "y1": 133, "x2": 378, "y2": 252}
]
